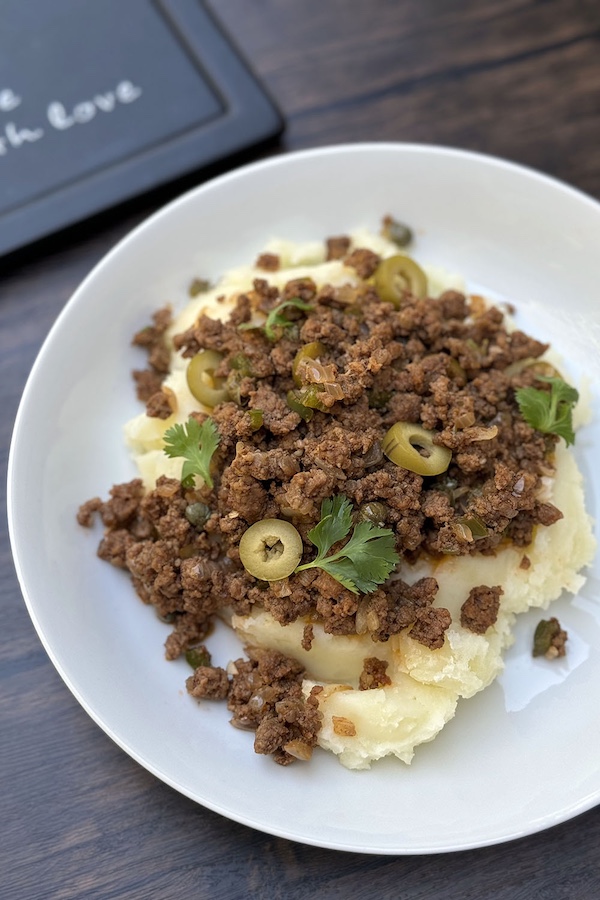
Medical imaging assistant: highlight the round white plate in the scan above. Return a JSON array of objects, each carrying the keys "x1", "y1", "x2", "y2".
[{"x1": 8, "y1": 143, "x2": 600, "y2": 854}]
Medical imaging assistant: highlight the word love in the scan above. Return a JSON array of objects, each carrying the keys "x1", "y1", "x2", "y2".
[
  {"x1": 47, "y1": 80, "x2": 142, "y2": 129},
  {"x1": 0, "y1": 80, "x2": 142, "y2": 156}
]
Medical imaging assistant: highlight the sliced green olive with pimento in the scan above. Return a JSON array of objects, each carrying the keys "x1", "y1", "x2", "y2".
[
  {"x1": 374, "y1": 254, "x2": 427, "y2": 306},
  {"x1": 382, "y1": 422, "x2": 452, "y2": 476},
  {"x1": 292, "y1": 341, "x2": 327, "y2": 386},
  {"x1": 186, "y1": 349, "x2": 229, "y2": 408},
  {"x1": 239, "y1": 519, "x2": 303, "y2": 581}
]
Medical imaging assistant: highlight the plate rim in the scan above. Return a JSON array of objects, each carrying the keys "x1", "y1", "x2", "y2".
[{"x1": 8, "y1": 141, "x2": 600, "y2": 855}]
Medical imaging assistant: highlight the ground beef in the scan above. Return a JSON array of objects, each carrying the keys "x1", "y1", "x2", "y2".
[
  {"x1": 132, "y1": 369, "x2": 164, "y2": 403},
  {"x1": 145, "y1": 389, "x2": 174, "y2": 419},
  {"x1": 80, "y1": 228, "x2": 571, "y2": 764},
  {"x1": 164, "y1": 615, "x2": 212, "y2": 660},
  {"x1": 359, "y1": 657, "x2": 392, "y2": 690},
  {"x1": 131, "y1": 306, "x2": 172, "y2": 399},
  {"x1": 326, "y1": 235, "x2": 351, "y2": 260},
  {"x1": 344, "y1": 248, "x2": 381, "y2": 278},
  {"x1": 301, "y1": 624, "x2": 314, "y2": 651},
  {"x1": 366, "y1": 577, "x2": 440, "y2": 642},
  {"x1": 227, "y1": 648, "x2": 322, "y2": 764},
  {"x1": 460, "y1": 585, "x2": 503, "y2": 634},
  {"x1": 186, "y1": 665, "x2": 230, "y2": 699},
  {"x1": 255, "y1": 252, "x2": 280, "y2": 271},
  {"x1": 410, "y1": 606, "x2": 452, "y2": 649}
]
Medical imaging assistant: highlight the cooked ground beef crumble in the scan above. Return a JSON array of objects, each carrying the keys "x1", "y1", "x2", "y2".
[{"x1": 79, "y1": 232, "x2": 567, "y2": 764}]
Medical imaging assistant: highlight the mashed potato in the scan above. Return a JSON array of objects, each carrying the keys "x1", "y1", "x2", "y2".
[
  {"x1": 125, "y1": 232, "x2": 596, "y2": 770},
  {"x1": 232, "y1": 442, "x2": 593, "y2": 768}
]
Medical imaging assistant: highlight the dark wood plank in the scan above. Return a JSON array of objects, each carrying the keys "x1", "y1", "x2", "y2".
[{"x1": 3, "y1": 1, "x2": 600, "y2": 897}]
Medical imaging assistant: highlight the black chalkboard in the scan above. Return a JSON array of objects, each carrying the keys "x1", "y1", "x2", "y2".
[{"x1": 0, "y1": 0, "x2": 283, "y2": 258}]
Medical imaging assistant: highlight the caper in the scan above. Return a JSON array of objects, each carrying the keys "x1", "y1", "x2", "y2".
[
  {"x1": 185, "y1": 645, "x2": 212, "y2": 669},
  {"x1": 356, "y1": 501, "x2": 388, "y2": 527},
  {"x1": 239, "y1": 519, "x2": 303, "y2": 581},
  {"x1": 367, "y1": 388, "x2": 392, "y2": 410},
  {"x1": 382, "y1": 422, "x2": 452, "y2": 476},
  {"x1": 381, "y1": 215, "x2": 413, "y2": 248},
  {"x1": 188, "y1": 278, "x2": 211, "y2": 297},
  {"x1": 248, "y1": 409, "x2": 264, "y2": 431},
  {"x1": 230, "y1": 353, "x2": 254, "y2": 375},
  {"x1": 156, "y1": 610, "x2": 175, "y2": 624},
  {"x1": 186, "y1": 349, "x2": 228, "y2": 408},
  {"x1": 292, "y1": 341, "x2": 327, "y2": 386},
  {"x1": 185, "y1": 502, "x2": 211, "y2": 529},
  {"x1": 374, "y1": 254, "x2": 427, "y2": 306}
]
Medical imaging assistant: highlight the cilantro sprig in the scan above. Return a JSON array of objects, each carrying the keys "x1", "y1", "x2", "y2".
[
  {"x1": 163, "y1": 417, "x2": 220, "y2": 488},
  {"x1": 515, "y1": 375, "x2": 579, "y2": 446},
  {"x1": 295, "y1": 495, "x2": 400, "y2": 594},
  {"x1": 240, "y1": 297, "x2": 313, "y2": 342}
]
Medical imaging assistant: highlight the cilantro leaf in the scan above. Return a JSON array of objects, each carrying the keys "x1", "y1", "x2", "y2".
[
  {"x1": 515, "y1": 375, "x2": 579, "y2": 446},
  {"x1": 239, "y1": 297, "x2": 313, "y2": 342},
  {"x1": 163, "y1": 417, "x2": 220, "y2": 488},
  {"x1": 296, "y1": 495, "x2": 400, "y2": 594},
  {"x1": 263, "y1": 298, "x2": 314, "y2": 341},
  {"x1": 306, "y1": 495, "x2": 353, "y2": 556},
  {"x1": 327, "y1": 522, "x2": 399, "y2": 594}
]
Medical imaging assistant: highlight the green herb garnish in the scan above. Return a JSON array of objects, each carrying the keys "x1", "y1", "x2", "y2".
[
  {"x1": 515, "y1": 375, "x2": 579, "y2": 446},
  {"x1": 240, "y1": 297, "x2": 313, "y2": 342},
  {"x1": 163, "y1": 417, "x2": 220, "y2": 489},
  {"x1": 295, "y1": 495, "x2": 400, "y2": 594}
]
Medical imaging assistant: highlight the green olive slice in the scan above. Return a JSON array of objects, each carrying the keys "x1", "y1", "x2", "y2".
[
  {"x1": 186, "y1": 349, "x2": 228, "y2": 408},
  {"x1": 239, "y1": 519, "x2": 303, "y2": 581},
  {"x1": 382, "y1": 422, "x2": 451, "y2": 476},
  {"x1": 292, "y1": 341, "x2": 327, "y2": 386},
  {"x1": 286, "y1": 389, "x2": 314, "y2": 422},
  {"x1": 454, "y1": 514, "x2": 489, "y2": 539},
  {"x1": 374, "y1": 254, "x2": 427, "y2": 306}
]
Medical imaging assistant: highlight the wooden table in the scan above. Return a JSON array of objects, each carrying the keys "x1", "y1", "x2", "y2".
[{"x1": 3, "y1": 1, "x2": 600, "y2": 896}]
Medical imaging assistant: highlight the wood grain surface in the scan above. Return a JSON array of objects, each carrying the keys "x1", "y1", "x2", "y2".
[{"x1": 2, "y1": 1, "x2": 600, "y2": 897}]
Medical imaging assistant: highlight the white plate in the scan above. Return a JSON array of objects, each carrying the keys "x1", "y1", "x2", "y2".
[{"x1": 8, "y1": 143, "x2": 600, "y2": 854}]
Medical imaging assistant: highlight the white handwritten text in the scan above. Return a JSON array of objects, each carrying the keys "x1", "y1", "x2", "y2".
[{"x1": 0, "y1": 80, "x2": 143, "y2": 157}]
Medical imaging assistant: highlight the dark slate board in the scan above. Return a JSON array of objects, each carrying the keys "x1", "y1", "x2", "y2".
[{"x1": 0, "y1": 0, "x2": 283, "y2": 258}]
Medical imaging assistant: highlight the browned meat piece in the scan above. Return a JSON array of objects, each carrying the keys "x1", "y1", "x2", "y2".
[
  {"x1": 131, "y1": 306, "x2": 173, "y2": 395},
  {"x1": 255, "y1": 252, "x2": 280, "y2": 271},
  {"x1": 344, "y1": 247, "x2": 381, "y2": 278},
  {"x1": 409, "y1": 607, "x2": 452, "y2": 650},
  {"x1": 359, "y1": 657, "x2": 392, "y2": 690},
  {"x1": 325, "y1": 235, "x2": 351, "y2": 260},
  {"x1": 227, "y1": 649, "x2": 322, "y2": 765},
  {"x1": 460, "y1": 585, "x2": 503, "y2": 634},
  {"x1": 186, "y1": 666, "x2": 230, "y2": 699},
  {"x1": 145, "y1": 389, "x2": 173, "y2": 419}
]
